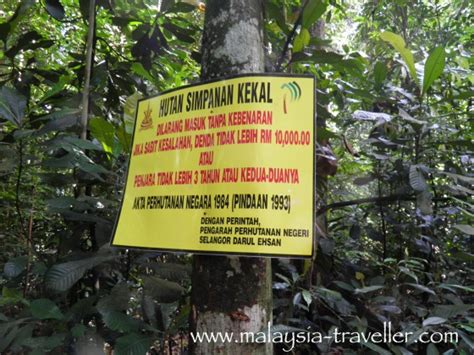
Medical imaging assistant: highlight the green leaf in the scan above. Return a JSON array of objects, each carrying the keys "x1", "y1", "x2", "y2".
[
  {"x1": 0, "y1": 86, "x2": 26, "y2": 127},
  {"x1": 374, "y1": 61, "x2": 387, "y2": 86},
  {"x1": 0, "y1": 287, "x2": 25, "y2": 306},
  {"x1": 399, "y1": 108, "x2": 426, "y2": 126},
  {"x1": 43, "y1": 146, "x2": 110, "y2": 181},
  {"x1": 427, "y1": 343, "x2": 439, "y2": 355},
  {"x1": 73, "y1": 152, "x2": 110, "y2": 176},
  {"x1": 301, "y1": 290, "x2": 312, "y2": 306},
  {"x1": 292, "y1": 50, "x2": 343, "y2": 64},
  {"x1": 65, "y1": 296, "x2": 97, "y2": 322},
  {"x1": 451, "y1": 251, "x2": 474, "y2": 262},
  {"x1": 409, "y1": 165, "x2": 428, "y2": 192},
  {"x1": 143, "y1": 262, "x2": 191, "y2": 281},
  {"x1": 355, "y1": 285, "x2": 384, "y2": 294},
  {"x1": 53, "y1": 210, "x2": 110, "y2": 224},
  {"x1": 89, "y1": 117, "x2": 115, "y2": 156},
  {"x1": 266, "y1": 2, "x2": 289, "y2": 34},
  {"x1": 438, "y1": 172, "x2": 474, "y2": 184},
  {"x1": 314, "y1": 286, "x2": 342, "y2": 299},
  {"x1": 293, "y1": 28, "x2": 310, "y2": 53},
  {"x1": 302, "y1": 0, "x2": 328, "y2": 28},
  {"x1": 45, "y1": 255, "x2": 116, "y2": 292},
  {"x1": 102, "y1": 311, "x2": 140, "y2": 332},
  {"x1": 35, "y1": 109, "x2": 81, "y2": 136},
  {"x1": 0, "y1": 144, "x2": 16, "y2": 172},
  {"x1": 380, "y1": 31, "x2": 418, "y2": 83},
  {"x1": 97, "y1": 283, "x2": 130, "y2": 313},
  {"x1": 292, "y1": 52, "x2": 365, "y2": 75},
  {"x1": 4, "y1": 256, "x2": 28, "y2": 278},
  {"x1": 453, "y1": 224, "x2": 474, "y2": 235},
  {"x1": 0, "y1": 0, "x2": 35, "y2": 42},
  {"x1": 131, "y1": 62, "x2": 155, "y2": 83},
  {"x1": 13, "y1": 129, "x2": 34, "y2": 139},
  {"x1": 5, "y1": 30, "x2": 44, "y2": 58},
  {"x1": 293, "y1": 34, "x2": 304, "y2": 54},
  {"x1": 46, "y1": 196, "x2": 84, "y2": 211},
  {"x1": 422, "y1": 316, "x2": 446, "y2": 327},
  {"x1": 43, "y1": 150, "x2": 110, "y2": 181},
  {"x1": 45, "y1": 0, "x2": 65, "y2": 21},
  {"x1": 71, "y1": 324, "x2": 87, "y2": 338},
  {"x1": 432, "y1": 304, "x2": 474, "y2": 318},
  {"x1": 21, "y1": 333, "x2": 65, "y2": 351},
  {"x1": 38, "y1": 172, "x2": 75, "y2": 187},
  {"x1": 39, "y1": 74, "x2": 70, "y2": 103},
  {"x1": 44, "y1": 135, "x2": 102, "y2": 152},
  {"x1": 353, "y1": 175, "x2": 375, "y2": 186},
  {"x1": 0, "y1": 324, "x2": 21, "y2": 352},
  {"x1": 316, "y1": 126, "x2": 339, "y2": 141},
  {"x1": 116, "y1": 124, "x2": 132, "y2": 154},
  {"x1": 437, "y1": 284, "x2": 474, "y2": 293},
  {"x1": 301, "y1": 30, "x2": 310, "y2": 47},
  {"x1": 361, "y1": 341, "x2": 391, "y2": 355},
  {"x1": 399, "y1": 266, "x2": 418, "y2": 282},
  {"x1": 417, "y1": 190, "x2": 433, "y2": 215},
  {"x1": 404, "y1": 283, "x2": 436, "y2": 295},
  {"x1": 162, "y1": 22, "x2": 195, "y2": 43},
  {"x1": 30, "y1": 299, "x2": 64, "y2": 320},
  {"x1": 457, "y1": 329, "x2": 474, "y2": 350},
  {"x1": 459, "y1": 324, "x2": 474, "y2": 333},
  {"x1": 422, "y1": 46, "x2": 445, "y2": 95},
  {"x1": 114, "y1": 333, "x2": 153, "y2": 355},
  {"x1": 9, "y1": 323, "x2": 34, "y2": 350},
  {"x1": 352, "y1": 110, "x2": 392, "y2": 122},
  {"x1": 143, "y1": 276, "x2": 185, "y2": 303},
  {"x1": 406, "y1": 327, "x2": 429, "y2": 345},
  {"x1": 166, "y1": 2, "x2": 196, "y2": 13},
  {"x1": 332, "y1": 281, "x2": 355, "y2": 292},
  {"x1": 141, "y1": 295, "x2": 157, "y2": 328},
  {"x1": 375, "y1": 305, "x2": 401, "y2": 314},
  {"x1": 123, "y1": 92, "x2": 142, "y2": 133}
]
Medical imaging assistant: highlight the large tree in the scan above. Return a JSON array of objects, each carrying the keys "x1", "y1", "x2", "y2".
[{"x1": 190, "y1": 1, "x2": 272, "y2": 354}]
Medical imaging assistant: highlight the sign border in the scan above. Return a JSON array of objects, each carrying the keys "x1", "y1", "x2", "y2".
[{"x1": 110, "y1": 73, "x2": 316, "y2": 259}]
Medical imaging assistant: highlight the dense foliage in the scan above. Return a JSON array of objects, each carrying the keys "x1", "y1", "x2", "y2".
[{"x1": 0, "y1": 0, "x2": 472, "y2": 354}]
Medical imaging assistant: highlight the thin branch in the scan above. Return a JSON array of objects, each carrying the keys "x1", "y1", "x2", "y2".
[
  {"x1": 376, "y1": 166, "x2": 388, "y2": 260},
  {"x1": 275, "y1": 0, "x2": 309, "y2": 72},
  {"x1": 80, "y1": 0, "x2": 96, "y2": 140},
  {"x1": 317, "y1": 194, "x2": 467, "y2": 216},
  {"x1": 23, "y1": 207, "x2": 34, "y2": 297},
  {"x1": 97, "y1": 37, "x2": 132, "y2": 63},
  {"x1": 15, "y1": 140, "x2": 27, "y2": 237}
]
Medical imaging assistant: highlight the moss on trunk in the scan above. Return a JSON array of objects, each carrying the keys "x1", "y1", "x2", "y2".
[{"x1": 190, "y1": 1, "x2": 272, "y2": 354}]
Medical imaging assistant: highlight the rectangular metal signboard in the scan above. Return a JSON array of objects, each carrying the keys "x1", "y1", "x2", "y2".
[{"x1": 111, "y1": 74, "x2": 315, "y2": 257}]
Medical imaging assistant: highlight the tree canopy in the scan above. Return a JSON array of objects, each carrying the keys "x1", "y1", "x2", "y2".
[{"x1": 0, "y1": 0, "x2": 472, "y2": 354}]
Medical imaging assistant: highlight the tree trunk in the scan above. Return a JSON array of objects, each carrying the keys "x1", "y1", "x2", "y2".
[
  {"x1": 311, "y1": 19, "x2": 331, "y2": 287},
  {"x1": 190, "y1": 1, "x2": 272, "y2": 354},
  {"x1": 80, "y1": 0, "x2": 96, "y2": 141}
]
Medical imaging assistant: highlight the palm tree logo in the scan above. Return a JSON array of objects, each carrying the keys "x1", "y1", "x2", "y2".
[{"x1": 281, "y1": 81, "x2": 302, "y2": 114}]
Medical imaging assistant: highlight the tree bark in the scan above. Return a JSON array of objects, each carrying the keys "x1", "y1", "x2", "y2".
[
  {"x1": 312, "y1": 19, "x2": 328, "y2": 287},
  {"x1": 190, "y1": 1, "x2": 272, "y2": 354}
]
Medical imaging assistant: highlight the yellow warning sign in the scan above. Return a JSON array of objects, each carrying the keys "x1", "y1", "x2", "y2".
[{"x1": 111, "y1": 74, "x2": 315, "y2": 257}]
